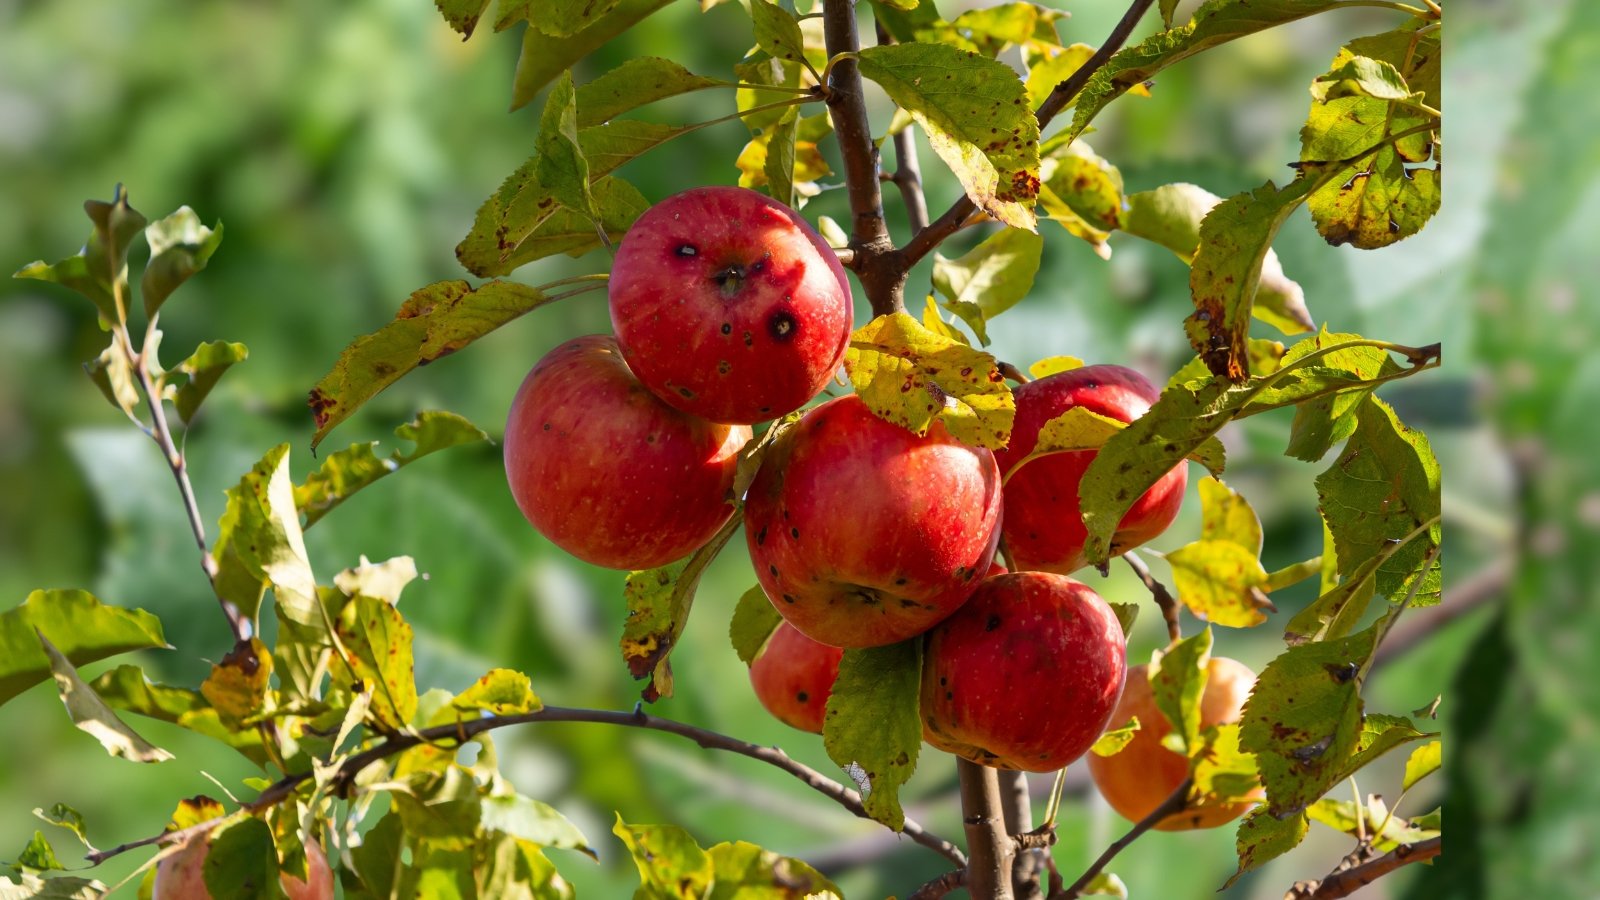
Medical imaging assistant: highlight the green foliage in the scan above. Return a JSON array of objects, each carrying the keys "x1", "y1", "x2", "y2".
[
  {"x1": 32, "y1": 805, "x2": 94, "y2": 854},
  {"x1": 203, "y1": 818, "x2": 282, "y2": 899},
  {"x1": 620, "y1": 519, "x2": 739, "y2": 701},
  {"x1": 1189, "y1": 723, "x2": 1259, "y2": 805},
  {"x1": 575, "y1": 58, "x2": 728, "y2": 127},
  {"x1": 728, "y1": 586, "x2": 782, "y2": 667},
  {"x1": 0, "y1": 590, "x2": 166, "y2": 709},
  {"x1": 821, "y1": 641, "x2": 923, "y2": 831},
  {"x1": 1149, "y1": 627, "x2": 1212, "y2": 755},
  {"x1": 704, "y1": 841, "x2": 840, "y2": 899},
  {"x1": 844, "y1": 312, "x2": 1015, "y2": 450},
  {"x1": 1226, "y1": 807, "x2": 1308, "y2": 887},
  {"x1": 1037, "y1": 138, "x2": 1124, "y2": 256},
  {"x1": 36, "y1": 632, "x2": 172, "y2": 763},
  {"x1": 170, "y1": 340, "x2": 248, "y2": 424},
  {"x1": 89, "y1": 665, "x2": 270, "y2": 765},
  {"x1": 510, "y1": 0, "x2": 677, "y2": 109},
  {"x1": 1163, "y1": 478, "x2": 1275, "y2": 627},
  {"x1": 140, "y1": 206, "x2": 224, "y2": 317},
  {"x1": 932, "y1": 227, "x2": 1043, "y2": 345},
  {"x1": 613, "y1": 818, "x2": 714, "y2": 900},
  {"x1": 453, "y1": 669, "x2": 543, "y2": 717},
  {"x1": 297, "y1": 411, "x2": 490, "y2": 528},
  {"x1": 1089, "y1": 716, "x2": 1141, "y2": 758},
  {"x1": 14, "y1": 185, "x2": 147, "y2": 324}
]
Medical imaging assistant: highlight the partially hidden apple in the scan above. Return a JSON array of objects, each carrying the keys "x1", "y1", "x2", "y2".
[
  {"x1": 995, "y1": 364, "x2": 1187, "y2": 574},
  {"x1": 1088, "y1": 656, "x2": 1263, "y2": 830},
  {"x1": 504, "y1": 335, "x2": 751, "y2": 570},
  {"x1": 154, "y1": 832, "x2": 333, "y2": 900},
  {"x1": 609, "y1": 186, "x2": 853, "y2": 425},
  {"x1": 748, "y1": 621, "x2": 844, "y2": 734},
  {"x1": 744, "y1": 395, "x2": 1003, "y2": 648},
  {"x1": 922, "y1": 572, "x2": 1127, "y2": 772}
]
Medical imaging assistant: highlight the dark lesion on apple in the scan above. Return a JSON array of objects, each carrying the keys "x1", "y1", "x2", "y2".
[{"x1": 768, "y1": 310, "x2": 798, "y2": 341}]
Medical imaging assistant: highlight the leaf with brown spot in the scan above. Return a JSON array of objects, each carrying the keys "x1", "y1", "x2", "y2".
[
  {"x1": 821, "y1": 640, "x2": 922, "y2": 830},
  {"x1": 1224, "y1": 807, "x2": 1308, "y2": 888},
  {"x1": 452, "y1": 668, "x2": 542, "y2": 717},
  {"x1": 613, "y1": 817, "x2": 714, "y2": 900},
  {"x1": 620, "y1": 518, "x2": 740, "y2": 701},
  {"x1": 332, "y1": 594, "x2": 418, "y2": 732},
  {"x1": 199, "y1": 637, "x2": 272, "y2": 726}
]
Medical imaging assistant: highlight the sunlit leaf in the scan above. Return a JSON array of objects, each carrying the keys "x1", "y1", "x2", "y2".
[
  {"x1": 620, "y1": 519, "x2": 739, "y2": 701},
  {"x1": 533, "y1": 72, "x2": 596, "y2": 225},
  {"x1": 199, "y1": 637, "x2": 272, "y2": 726},
  {"x1": 1330, "y1": 713, "x2": 1433, "y2": 787},
  {"x1": 1150, "y1": 627, "x2": 1212, "y2": 754},
  {"x1": 1090, "y1": 716, "x2": 1141, "y2": 757},
  {"x1": 481, "y1": 793, "x2": 593, "y2": 858},
  {"x1": 82, "y1": 338, "x2": 141, "y2": 420},
  {"x1": 1028, "y1": 355, "x2": 1082, "y2": 379},
  {"x1": 37, "y1": 632, "x2": 171, "y2": 763},
  {"x1": 1311, "y1": 55, "x2": 1413, "y2": 102},
  {"x1": 1191, "y1": 723, "x2": 1260, "y2": 804},
  {"x1": 1198, "y1": 477, "x2": 1262, "y2": 553},
  {"x1": 32, "y1": 805, "x2": 94, "y2": 854},
  {"x1": 844, "y1": 311, "x2": 1015, "y2": 450},
  {"x1": 576, "y1": 57, "x2": 729, "y2": 127},
  {"x1": 706, "y1": 841, "x2": 841, "y2": 899},
  {"x1": 729, "y1": 586, "x2": 782, "y2": 667},
  {"x1": 333, "y1": 555, "x2": 419, "y2": 605},
  {"x1": 510, "y1": 0, "x2": 676, "y2": 110},
  {"x1": 1224, "y1": 807, "x2": 1308, "y2": 888},
  {"x1": 0, "y1": 590, "x2": 166, "y2": 710},
  {"x1": 89, "y1": 665, "x2": 269, "y2": 765},
  {"x1": 1166, "y1": 541, "x2": 1271, "y2": 629},
  {"x1": 168, "y1": 340, "x2": 248, "y2": 424},
  {"x1": 457, "y1": 165, "x2": 647, "y2": 277},
  {"x1": 613, "y1": 817, "x2": 713, "y2": 900},
  {"x1": 0, "y1": 873, "x2": 107, "y2": 899},
  {"x1": 298, "y1": 411, "x2": 488, "y2": 527},
  {"x1": 453, "y1": 669, "x2": 542, "y2": 717},
  {"x1": 1038, "y1": 137, "x2": 1123, "y2": 255},
  {"x1": 1080, "y1": 872, "x2": 1128, "y2": 899},
  {"x1": 434, "y1": 0, "x2": 493, "y2": 39},
  {"x1": 307, "y1": 281, "x2": 553, "y2": 447},
  {"x1": 141, "y1": 206, "x2": 224, "y2": 316},
  {"x1": 332, "y1": 594, "x2": 418, "y2": 732},
  {"x1": 931, "y1": 227, "x2": 1043, "y2": 345},
  {"x1": 750, "y1": 0, "x2": 809, "y2": 75},
  {"x1": 821, "y1": 641, "x2": 922, "y2": 830},
  {"x1": 736, "y1": 55, "x2": 803, "y2": 133},
  {"x1": 1023, "y1": 42, "x2": 1093, "y2": 107},
  {"x1": 10, "y1": 832, "x2": 62, "y2": 874},
  {"x1": 1403, "y1": 739, "x2": 1442, "y2": 792},
  {"x1": 857, "y1": 43, "x2": 1041, "y2": 229}
]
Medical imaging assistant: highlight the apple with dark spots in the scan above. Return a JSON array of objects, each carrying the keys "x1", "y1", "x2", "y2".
[
  {"x1": 744, "y1": 395, "x2": 1002, "y2": 648},
  {"x1": 504, "y1": 335, "x2": 751, "y2": 570},
  {"x1": 608, "y1": 185, "x2": 853, "y2": 425},
  {"x1": 1089, "y1": 656, "x2": 1263, "y2": 830},
  {"x1": 921, "y1": 572, "x2": 1127, "y2": 771},
  {"x1": 995, "y1": 364, "x2": 1187, "y2": 574},
  {"x1": 748, "y1": 620, "x2": 844, "y2": 734},
  {"x1": 154, "y1": 833, "x2": 333, "y2": 900}
]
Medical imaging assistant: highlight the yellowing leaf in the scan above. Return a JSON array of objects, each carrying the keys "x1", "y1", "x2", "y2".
[
  {"x1": 1403, "y1": 739, "x2": 1442, "y2": 792},
  {"x1": 333, "y1": 556, "x2": 419, "y2": 605},
  {"x1": 620, "y1": 519, "x2": 740, "y2": 702},
  {"x1": 199, "y1": 637, "x2": 272, "y2": 725},
  {"x1": 1028, "y1": 355, "x2": 1082, "y2": 379},
  {"x1": 1198, "y1": 477, "x2": 1262, "y2": 553},
  {"x1": 1090, "y1": 716, "x2": 1141, "y2": 757},
  {"x1": 453, "y1": 669, "x2": 542, "y2": 717},
  {"x1": 706, "y1": 841, "x2": 842, "y2": 899},
  {"x1": 38, "y1": 632, "x2": 172, "y2": 764},
  {"x1": 844, "y1": 312, "x2": 1015, "y2": 450},
  {"x1": 333, "y1": 595, "x2": 418, "y2": 732},
  {"x1": 1166, "y1": 541, "x2": 1271, "y2": 628},
  {"x1": 931, "y1": 227, "x2": 1043, "y2": 344},
  {"x1": 613, "y1": 817, "x2": 713, "y2": 900}
]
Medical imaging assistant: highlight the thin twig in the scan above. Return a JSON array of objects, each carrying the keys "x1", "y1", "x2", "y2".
[
  {"x1": 902, "y1": 0, "x2": 1156, "y2": 268},
  {"x1": 87, "y1": 704, "x2": 966, "y2": 869},
  {"x1": 959, "y1": 759, "x2": 1016, "y2": 900},
  {"x1": 1122, "y1": 551, "x2": 1181, "y2": 644},
  {"x1": 1286, "y1": 837, "x2": 1442, "y2": 899},
  {"x1": 908, "y1": 868, "x2": 968, "y2": 900},
  {"x1": 1052, "y1": 777, "x2": 1191, "y2": 899}
]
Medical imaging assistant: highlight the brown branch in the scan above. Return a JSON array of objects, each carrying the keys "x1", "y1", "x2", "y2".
[
  {"x1": 901, "y1": 0, "x2": 1156, "y2": 269},
  {"x1": 822, "y1": 0, "x2": 902, "y2": 315},
  {"x1": 1286, "y1": 837, "x2": 1442, "y2": 899},
  {"x1": 998, "y1": 770, "x2": 1047, "y2": 899},
  {"x1": 908, "y1": 868, "x2": 968, "y2": 900},
  {"x1": 876, "y1": 20, "x2": 930, "y2": 236},
  {"x1": 1052, "y1": 776, "x2": 1191, "y2": 900},
  {"x1": 88, "y1": 704, "x2": 967, "y2": 869},
  {"x1": 959, "y1": 759, "x2": 1017, "y2": 900},
  {"x1": 1122, "y1": 551, "x2": 1181, "y2": 644}
]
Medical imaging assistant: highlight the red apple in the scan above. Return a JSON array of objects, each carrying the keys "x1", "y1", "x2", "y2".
[
  {"x1": 744, "y1": 395, "x2": 1002, "y2": 648},
  {"x1": 749, "y1": 621, "x2": 844, "y2": 734},
  {"x1": 154, "y1": 832, "x2": 333, "y2": 900},
  {"x1": 1088, "y1": 657, "x2": 1263, "y2": 830},
  {"x1": 995, "y1": 364, "x2": 1187, "y2": 574},
  {"x1": 922, "y1": 572, "x2": 1127, "y2": 772},
  {"x1": 504, "y1": 335, "x2": 751, "y2": 570},
  {"x1": 608, "y1": 186, "x2": 853, "y2": 424}
]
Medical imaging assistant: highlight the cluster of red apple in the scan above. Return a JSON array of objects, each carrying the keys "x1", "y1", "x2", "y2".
[{"x1": 505, "y1": 187, "x2": 1258, "y2": 830}]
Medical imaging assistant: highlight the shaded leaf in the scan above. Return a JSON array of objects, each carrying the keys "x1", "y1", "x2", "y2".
[
  {"x1": 199, "y1": 637, "x2": 272, "y2": 726},
  {"x1": 527, "y1": 0, "x2": 626, "y2": 38},
  {"x1": 729, "y1": 586, "x2": 782, "y2": 667},
  {"x1": 932, "y1": 227, "x2": 1043, "y2": 344},
  {"x1": 11, "y1": 832, "x2": 62, "y2": 874},
  {"x1": 576, "y1": 57, "x2": 729, "y2": 128},
  {"x1": 82, "y1": 340, "x2": 141, "y2": 420},
  {"x1": 735, "y1": 55, "x2": 803, "y2": 133},
  {"x1": 1090, "y1": 716, "x2": 1141, "y2": 758},
  {"x1": 620, "y1": 519, "x2": 739, "y2": 701},
  {"x1": 171, "y1": 340, "x2": 248, "y2": 424},
  {"x1": 1150, "y1": 627, "x2": 1212, "y2": 755},
  {"x1": 307, "y1": 281, "x2": 553, "y2": 448},
  {"x1": 1107, "y1": 601, "x2": 1138, "y2": 638},
  {"x1": 1264, "y1": 557, "x2": 1322, "y2": 593},
  {"x1": 857, "y1": 43, "x2": 1041, "y2": 229},
  {"x1": 510, "y1": 0, "x2": 676, "y2": 110},
  {"x1": 750, "y1": 0, "x2": 809, "y2": 74},
  {"x1": 481, "y1": 794, "x2": 592, "y2": 858},
  {"x1": 37, "y1": 632, "x2": 171, "y2": 763},
  {"x1": 706, "y1": 841, "x2": 841, "y2": 899},
  {"x1": 1191, "y1": 722, "x2": 1260, "y2": 803},
  {"x1": 16, "y1": 186, "x2": 148, "y2": 324},
  {"x1": 821, "y1": 641, "x2": 922, "y2": 830},
  {"x1": 1168, "y1": 340, "x2": 1286, "y2": 388},
  {"x1": 1224, "y1": 807, "x2": 1308, "y2": 888},
  {"x1": 613, "y1": 817, "x2": 713, "y2": 900},
  {"x1": 453, "y1": 669, "x2": 542, "y2": 717},
  {"x1": 89, "y1": 665, "x2": 268, "y2": 765},
  {"x1": 31, "y1": 806, "x2": 93, "y2": 854},
  {"x1": 533, "y1": 72, "x2": 596, "y2": 221},
  {"x1": 0, "y1": 590, "x2": 166, "y2": 710},
  {"x1": 141, "y1": 206, "x2": 224, "y2": 316},
  {"x1": 298, "y1": 411, "x2": 489, "y2": 527},
  {"x1": 332, "y1": 594, "x2": 418, "y2": 732},
  {"x1": 202, "y1": 818, "x2": 278, "y2": 900},
  {"x1": 844, "y1": 311, "x2": 1015, "y2": 450},
  {"x1": 433, "y1": 0, "x2": 493, "y2": 39}
]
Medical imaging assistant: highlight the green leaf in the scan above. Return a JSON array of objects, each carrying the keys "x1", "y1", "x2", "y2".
[
  {"x1": 1165, "y1": 541, "x2": 1271, "y2": 629},
  {"x1": 1224, "y1": 807, "x2": 1308, "y2": 888},
  {"x1": 199, "y1": 637, "x2": 273, "y2": 726},
  {"x1": 620, "y1": 520, "x2": 739, "y2": 701},
  {"x1": 735, "y1": 56, "x2": 803, "y2": 133},
  {"x1": 510, "y1": 0, "x2": 676, "y2": 110},
  {"x1": 533, "y1": 72, "x2": 596, "y2": 221},
  {"x1": 931, "y1": 227, "x2": 1043, "y2": 345},
  {"x1": 1186, "y1": 172, "x2": 1330, "y2": 381},
  {"x1": 481, "y1": 793, "x2": 593, "y2": 858},
  {"x1": 333, "y1": 594, "x2": 418, "y2": 732},
  {"x1": 749, "y1": 0, "x2": 808, "y2": 74},
  {"x1": 843, "y1": 311, "x2": 1016, "y2": 450},
  {"x1": 82, "y1": 339, "x2": 141, "y2": 420},
  {"x1": 1282, "y1": 529, "x2": 1426, "y2": 645},
  {"x1": 1191, "y1": 723, "x2": 1260, "y2": 804},
  {"x1": 757, "y1": 108, "x2": 799, "y2": 209},
  {"x1": 1023, "y1": 42, "x2": 1093, "y2": 108},
  {"x1": 203, "y1": 818, "x2": 279, "y2": 900},
  {"x1": 1239, "y1": 626, "x2": 1376, "y2": 815},
  {"x1": 1107, "y1": 601, "x2": 1138, "y2": 638},
  {"x1": 453, "y1": 669, "x2": 543, "y2": 717},
  {"x1": 857, "y1": 42, "x2": 1041, "y2": 229},
  {"x1": 1403, "y1": 739, "x2": 1442, "y2": 792},
  {"x1": 706, "y1": 841, "x2": 841, "y2": 899},
  {"x1": 351, "y1": 812, "x2": 403, "y2": 898},
  {"x1": 16, "y1": 186, "x2": 149, "y2": 324},
  {"x1": 1037, "y1": 137, "x2": 1123, "y2": 255},
  {"x1": 171, "y1": 340, "x2": 248, "y2": 424},
  {"x1": 1079, "y1": 872, "x2": 1128, "y2": 899},
  {"x1": 0, "y1": 874, "x2": 107, "y2": 899},
  {"x1": 729, "y1": 586, "x2": 782, "y2": 667},
  {"x1": 457, "y1": 161, "x2": 647, "y2": 276},
  {"x1": 1070, "y1": 0, "x2": 1350, "y2": 139},
  {"x1": 1159, "y1": 0, "x2": 1180, "y2": 27},
  {"x1": 0, "y1": 589, "x2": 167, "y2": 709},
  {"x1": 89, "y1": 665, "x2": 269, "y2": 765},
  {"x1": 1315, "y1": 397, "x2": 1441, "y2": 605},
  {"x1": 1306, "y1": 797, "x2": 1438, "y2": 851},
  {"x1": 1263, "y1": 557, "x2": 1322, "y2": 593},
  {"x1": 11, "y1": 832, "x2": 62, "y2": 874},
  {"x1": 390, "y1": 766, "x2": 483, "y2": 844},
  {"x1": 821, "y1": 640, "x2": 922, "y2": 831},
  {"x1": 1089, "y1": 716, "x2": 1141, "y2": 758},
  {"x1": 307, "y1": 281, "x2": 555, "y2": 448},
  {"x1": 1312, "y1": 55, "x2": 1413, "y2": 102},
  {"x1": 32, "y1": 805, "x2": 94, "y2": 854},
  {"x1": 297, "y1": 411, "x2": 489, "y2": 527},
  {"x1": 1330, "y1": 713, "x2": 1433, "y2": 787},
  {"x1": 526, "y1": 0, "x2": 625, "y2": 38},
  {"x1": 141, "y1": 206, "x2": 224, "y2": 316},
  {"x1": 1168, "y1": 340, "x2": 1286, "y2": 388},
  {"x1": 1121, "y1": 184, "x2": 1312, "y2": 337},
  {"x1": 613, "y1": 817, "x2": 713, "y2": 900},
  {"x1": 37, "y1": 632, "x2": 172, "y2": 763},
  {"x1": 434, "y1": 0, "x2": 493, "y2": 39},
  {"x1": 576, "y1": 57, "x2": 729, "y2": 128},
  {"x1": 1150, "y1": 627, "x2": 1213, "y2": 754}
]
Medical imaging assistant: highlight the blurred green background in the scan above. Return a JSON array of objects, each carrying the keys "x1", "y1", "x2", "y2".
[{"x1": 0, "y1": 0, "x2": 1590, "y2": 896}]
